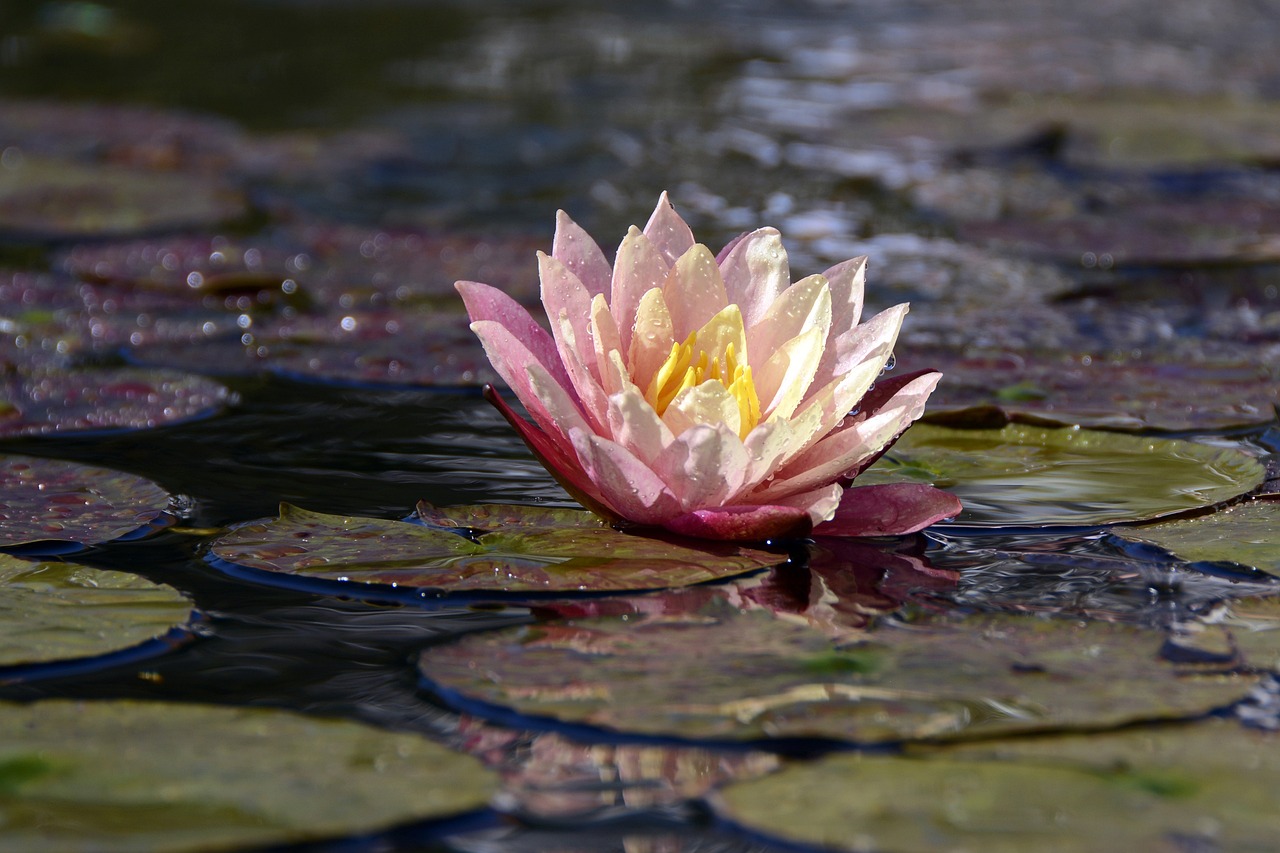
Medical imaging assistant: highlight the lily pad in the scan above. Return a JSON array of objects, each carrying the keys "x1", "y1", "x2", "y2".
[
  {"x1": 209, "y1": 503, "x2": 783, "y2": 595},
  {"x1": 0, "y1": 698, "x2": 496, "y2": 852},
  {"x1": 0, "y1": 454, "x2": 171, "y2": 549},
  {"x1": 858, "y1": 424, "x2": 1265, "y2": 528},
  {"x1": 713, "y1": 717, "x2": 1280, "y2": 853},
  {"x1": 0, "y1": 157, "x2": 244, "y2": 239},
  {"x1": 0, "y1": 554, "x2": 191, "y2": 668},
  {"x1": 907, "y1": 349, "x2": 1280, "y2": 432},
  {"x1": 418, "y1": 604, "x2": 1250, "y2": 744},
  {"x1": 1114, "y1": 501, "x2": 1280, "y2": 578},
  {"x1": 0, "y1": 367, "x2": 230, "y2": 437}
]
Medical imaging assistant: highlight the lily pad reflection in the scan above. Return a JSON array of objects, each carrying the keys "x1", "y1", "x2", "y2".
[
  {"x1": 419, "y1": 604, "x2": 1250, "y2": 744},
  {"x1": 858, "y1": 424, "x2": 1264, "y2": 528},
  {"x1": 210, "y1": 503, "x2": 783, "y2": 595},
  {"x1": 0, "y1": 555, "x2": 191, "y2": 668},
  {"x1": 0, "y1": 699, "x2": 496, "y2": 852}
]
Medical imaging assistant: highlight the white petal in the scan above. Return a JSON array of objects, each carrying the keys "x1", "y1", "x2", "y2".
[
  {"x1": 662, "y1": 380, "x2": 740, "y2": 438},
  {"x1": 746, "y1": 274, "x2": 831, "y2": 367},
  {"x1": 717, "y1": 227, "x2": 789, "y2": 329},
  {"x1": 823, "y1": 255, "x2": 866, "y2": 335},
  {"x1": 655, "y1": 424, "x2": 748, "y2": 511},
  {"x1": 663, "y1": 244, "x2": 729, "y2": 341},
  {"x1": 606, "y1": 384, "x2": 674, "y2": 464},
  {"x1": 757, "y1": 325, "x2": 828, "y2": 423}
]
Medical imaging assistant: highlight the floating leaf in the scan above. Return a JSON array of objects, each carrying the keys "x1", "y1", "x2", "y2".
[
  {"x1": 858, "y1": 424, "x2": 1264, "y2": 528},
  {"x1": 909, "y1": 349, "x2": 1280, "y2": 432},
  {"x1": 0, "y1": 555, "x2": 191, "y2": 668},
  {"x1": 210, "y1": 503, "x2": 783, "y2": 594},
  {"x1": 0, "y1": 698, "x2": 496, "y2": 852},
  {"x1": 0, "y1": 368, "x2": 229, "y2": 437},
  {"x1": 0, "y1": 157, "x2": 244, "y2": 239},
  {"x1": 1222, "y1": 596, "x2": 1280, "y2": 673},
  {"x1": 713, "y1": 717, "x2": 1280, "y2": 852},
  {"x1": 0, "y1": 454, "x2": 171, "y2": 549},
  {"x1": 419, "y1": 603, "x2": 1250, "y2": 744},
  {"x1": 1115, "y1": 501, "x2": 1280, "y2": 578}
]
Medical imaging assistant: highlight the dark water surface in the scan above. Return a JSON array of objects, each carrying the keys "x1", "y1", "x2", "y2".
[{"x1": 2, "y1": 1, "x2": 1280, "y2": 850}]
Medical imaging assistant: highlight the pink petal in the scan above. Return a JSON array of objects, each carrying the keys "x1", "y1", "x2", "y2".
[
  {"x1": 611, "y1": 226, "x2": 670, "y2": 354},
  {"x1": 553, "y1": 210, "x2": 611, "y2": 298},
  {"x1": 813, "y1": 483, "x2": 962, "y2": 537},
  {"x1": 717, "y1": 227, "x2": 789, "y2": 329},
  {"x1": 483, "y1": 385, "x2": 619, "y2": 521},
  {"x1": 746, "y1": 274, "x2": 831, "y2": 369},
  {"x1": 661, "y1": 504, "x2": 811, "y2": 542},
  {"x1": 643, "y1": 191, "x2": 696, "y2": 267},
  {"x1": 456, "y1": 280, "x2": 572, "y2": 395},
  {"x1": 607, "y1": 385, "x2": 674, "y2": 463},
  {"x1": 541, "y1": 252, "x2": 609, "y2": 429},
  {"x1": 808, "y1": 303, "x2": 906, "y2": 401},
  {"x1": 467, "y1": 320, "x2": 581, "y2": 436},
  {"x1": 822, "y1": 255, "x2": 866, "y2": 335},
  {"x1": 569, "y1": 428, "x2": 682, "y2": 526}
]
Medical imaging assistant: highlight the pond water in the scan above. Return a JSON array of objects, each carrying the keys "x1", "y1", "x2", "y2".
[{"x1": 2, "y1": 1, "x2": 1280, "y2": 850}]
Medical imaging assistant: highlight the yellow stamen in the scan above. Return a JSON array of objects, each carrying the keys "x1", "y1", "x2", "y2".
[{"x1": 643, "y1": 332, "x2": 762, "y2": 438}]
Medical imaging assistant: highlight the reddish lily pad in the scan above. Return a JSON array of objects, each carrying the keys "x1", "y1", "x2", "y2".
[
  {"x1": 0, "y1": 156, "x2": 245, "y2": 239},
  {"x1": 209, "y1": 503, "x2": 783, "y2": 595},
  {"x1": 1115, "y1": 501, "x2": 1280, "y2": 578},
  {"x1": 857, "y1": 424, "x2": 1265, "y2": 528},
  {"x1": 0, "y1": 454, "x2": 171, "y2": 549},
  {"x1": 0, "y1": 698, "x2": 496, "y2": 852},
  {"x1": 419, "y1": 603, "x2": 1250, "y2": 744},
  {"x1": 713, "y1": 717, "x2": 1280, "y2": 852},
  {"x1": 0, "y1": 367, "x2": 229, "y2": 437},
  {"x1": 906, "y1": 348, "x2": 1280, "y2": 432},
  {"x1": 0, "y1": 554, "x2": 191, "y2": 668}
]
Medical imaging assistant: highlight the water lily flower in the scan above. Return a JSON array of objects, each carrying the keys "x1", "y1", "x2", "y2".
[{"x1": 456, "y1": 193, "x2": 960, "y2": 541}]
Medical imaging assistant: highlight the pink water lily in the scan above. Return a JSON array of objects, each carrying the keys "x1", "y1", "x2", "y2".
[{"x1": 456, "y1": 193, "x2": 960, "y2": 541}]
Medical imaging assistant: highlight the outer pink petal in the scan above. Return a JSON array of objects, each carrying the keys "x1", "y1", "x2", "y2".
[
  {"x1": 661, "y1": 504, "x2": 811, "y2": 542},
  {"x1": 813, "y1": 483, "x2": 962, "y2": 537},
  {"x1": 822, "y1": 255, "x2": 866, "y2": 336},
  {"x1": 717, "y1": 227, "x2": 789, "y2": 329},
  {"x1": 569, "y1": 428, "x2": 682, "y2": 526},
  {"x1": 541, "y1": 252, "x2": 609, "y2": 429},
  {"x1": 643, "y1": 191, "x2": 696, "y2": 267},
  {"x1": 611, "y1": 226, "x2": 670, "y2": 354},
  {"x1": 483, "y1": 385, "x2": 619, "y2": 522},
  {"x1": 467, "y1": 320, "x2": 581, "y2": 437},
  {"x1": 553, "y1": 210, "x2": 611, "y2": 298},
  {"x1": 838, "y1": 369, "x2": 942, "y2": 482},
  {"x1": 456, "y1": 280, "x2": 573, "y2": 397},
  {"x1": 746, "y1": 274, "x2": 831, "y2": 369}
]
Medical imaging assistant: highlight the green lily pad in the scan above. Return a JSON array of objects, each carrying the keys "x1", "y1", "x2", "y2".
[
  {"x1": 907, "y1": 349, "x2": 1280, "y2": 432},
  {"x1": 1115, "y1": 501, "x2": 1280, "y2": 578},
  {"x1": 0, "y1": 698, "x2": 496, "y2": 852},
  {"x1": 0, "y1": 157, "x2": 244, "y2": 239},
  {"x1": 713, "y1": 717, "x2": 1280, "y2": 853},
  {"x1": 1223, "y1": 596, "x2": 1280, "y2": 672},
  {"x1": 0, "y1": 554, "x2": 191, "y2": 668},
  {"x1": 419, "y1": 603, "x2": 1250, "y2": 744},
  {"x1": 210, "y1": 503, "x2": 783, "y2": 594},
  {"x1": 858, "y1": 424, "x2": 1264, "y2": 528},
  {"x1": 0, "y1": 368, "x2": 230, "y2": 437},
  {"x1": 0, "y1": 454, "x2": 171, "y2": 549}
]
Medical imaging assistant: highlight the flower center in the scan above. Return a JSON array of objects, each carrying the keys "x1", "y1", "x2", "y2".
[{"x1": 644, "y1": 332, "x2": 762, "y2": 437}]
